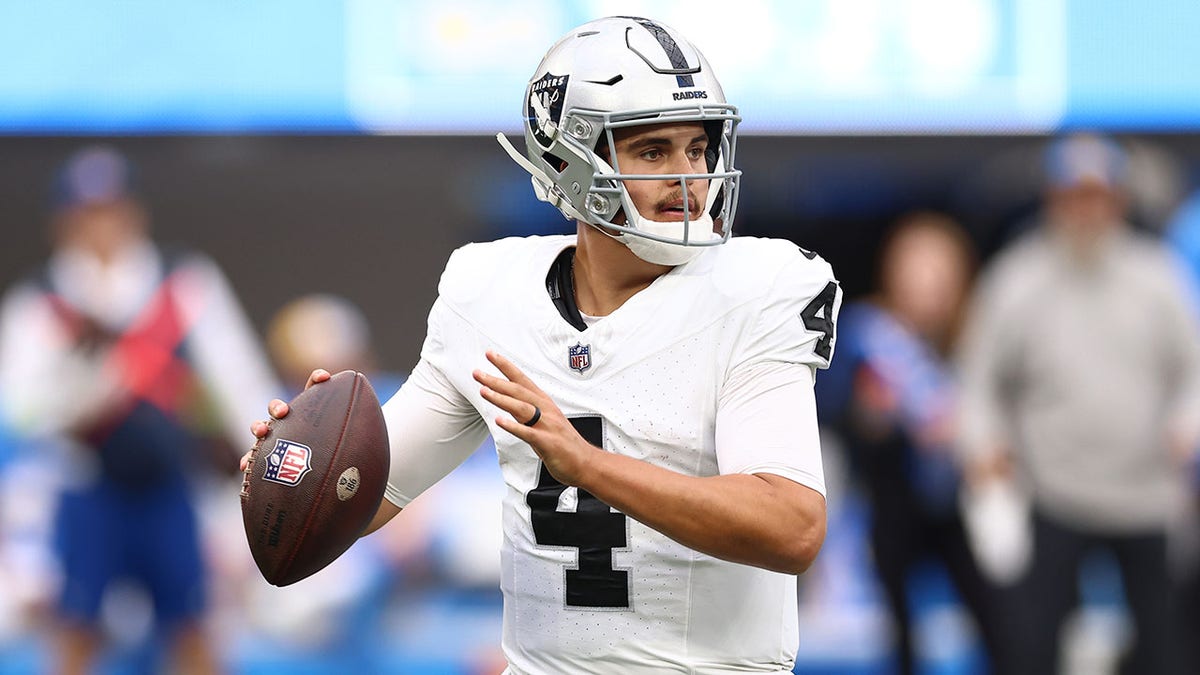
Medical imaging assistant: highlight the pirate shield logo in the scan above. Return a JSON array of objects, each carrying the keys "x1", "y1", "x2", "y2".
[{"x1": 527, "y1": 72, "x2": 569, "y2": 149}]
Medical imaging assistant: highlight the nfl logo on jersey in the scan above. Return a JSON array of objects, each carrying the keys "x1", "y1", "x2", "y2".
[
  {"x1": 262, "y1": 439, "x2": 312, "y2": 487},
  {"x1": 568, "y1": 342, "x2": 591, "y2": 373}
]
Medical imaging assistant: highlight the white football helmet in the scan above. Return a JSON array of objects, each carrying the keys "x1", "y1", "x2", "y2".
[{"x1": 497, "y1": 16, "x2": 741, "y2": 265}]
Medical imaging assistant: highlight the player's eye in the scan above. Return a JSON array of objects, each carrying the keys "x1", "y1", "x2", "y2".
[{"x1": 640, "y1": 148, "x2": 663, "y2": 161}]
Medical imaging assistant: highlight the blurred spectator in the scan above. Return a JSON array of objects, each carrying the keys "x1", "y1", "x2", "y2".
[
  {"x1": 820, "y1": 212, "x2": 1002, "y2": 674},
  {"x1": 267, "y1": 293, "x2": 404, "y2": 396},
  {"x1": 958, "y1": 133, "x2": 1200, "y2": 675},
  {"x1": 0, "y1": 146, "x2": 281, "y2": 674}
]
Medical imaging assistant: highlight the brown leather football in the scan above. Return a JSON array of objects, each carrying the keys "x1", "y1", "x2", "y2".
[{"x1": 240, "y1": 370, "x2": 390, "y2": 586}]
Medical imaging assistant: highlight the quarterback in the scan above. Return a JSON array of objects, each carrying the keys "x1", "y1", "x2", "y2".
[{"x1": 252, "y1": 16, "x2": 841, "y2": 674}]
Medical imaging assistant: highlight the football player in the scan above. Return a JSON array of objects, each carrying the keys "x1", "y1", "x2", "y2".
[{"x1": 250, "y1": 16, "x2": 841, "y2": 674}]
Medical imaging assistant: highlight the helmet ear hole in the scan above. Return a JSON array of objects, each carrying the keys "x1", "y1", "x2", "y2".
[{"x1": 540, "y1": 152, "x2": 567, "y2": 175}]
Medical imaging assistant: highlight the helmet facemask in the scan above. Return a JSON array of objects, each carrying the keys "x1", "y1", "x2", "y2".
[{"x1": 581, "y1": 107, "x2": 740, "y2": 265}]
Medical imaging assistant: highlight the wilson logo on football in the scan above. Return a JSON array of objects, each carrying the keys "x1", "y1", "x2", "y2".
[{"x1": 262, "y1": 439, "x2": 313, "y2": 487}]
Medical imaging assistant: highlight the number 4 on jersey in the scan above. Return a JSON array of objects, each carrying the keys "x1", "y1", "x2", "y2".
[
  {"x1": 525, "y1": 416, "x2": 630, "y2": 608},
  {"x1": 800, "y1": 281, "x2": 838, "y2": 361}
]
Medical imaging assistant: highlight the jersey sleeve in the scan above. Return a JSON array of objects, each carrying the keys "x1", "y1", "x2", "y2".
[
  {"x1": 715, "y1": 360, "x2": 825, "y2": 497},
  {"x1": 731, "y1": 251, "x2": 842, "y2": 372},
  {"x1": 714, "y1": 250, "x2": 841, "y2": 496},
  {"x1": 382, "y1": 296, "x2": 490, "y2": 507}
]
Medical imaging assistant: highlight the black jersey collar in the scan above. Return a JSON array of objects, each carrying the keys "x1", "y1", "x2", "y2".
[{"x1": 546, "y1": 246, "x2": 588, "y2": 332}]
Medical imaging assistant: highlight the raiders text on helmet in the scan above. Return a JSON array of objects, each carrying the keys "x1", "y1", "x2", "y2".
[{"x1": 497, "y1": 16, "x2": 742, "y2": 266}]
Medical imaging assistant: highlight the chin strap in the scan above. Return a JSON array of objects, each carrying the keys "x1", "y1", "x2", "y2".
[{"x1": 496, "y1": 133, "x2": 588, "y2": 222}]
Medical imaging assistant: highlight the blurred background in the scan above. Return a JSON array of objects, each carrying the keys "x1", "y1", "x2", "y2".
[{"x1": 0, "y1": 1, "x2": 1199, "y2": 674}]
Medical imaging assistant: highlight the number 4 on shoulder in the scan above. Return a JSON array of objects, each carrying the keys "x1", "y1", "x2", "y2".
[{"x1": 800, "y1": 281, "x2": 839, "y2": 361}]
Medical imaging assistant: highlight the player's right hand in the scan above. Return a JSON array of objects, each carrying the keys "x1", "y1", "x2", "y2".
[{"x1": 241, "y1": 368, "x2": 332, "y2": 472}]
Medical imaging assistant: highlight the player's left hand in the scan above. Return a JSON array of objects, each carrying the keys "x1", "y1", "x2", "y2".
[{"x1": 474, "y1": 350, "x2": 597, "y2": 487}]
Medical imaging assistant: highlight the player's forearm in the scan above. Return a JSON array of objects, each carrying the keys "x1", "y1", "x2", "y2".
[
  {"x1": 575, "y1": 449, "x2": 826, "y2": 575},
  {"x1": 362, "y1": 498, "x2": 402, "y2": 536}
]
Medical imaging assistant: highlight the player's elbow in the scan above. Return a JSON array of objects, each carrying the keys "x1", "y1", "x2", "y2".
[
  {"x1": 753, "y1": 501, "x2": 826, "y2": 575},
  {"x1": 780, "y1": 517, "x2": 826, "y2": 574},
  {"x1": 755, "y1": 474, "x2": 827, "y2": 574}
]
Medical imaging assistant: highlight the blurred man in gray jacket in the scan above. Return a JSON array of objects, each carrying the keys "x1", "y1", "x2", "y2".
[{"x1": 958, "y1": 134, "x2": 1200, "y2": 675}]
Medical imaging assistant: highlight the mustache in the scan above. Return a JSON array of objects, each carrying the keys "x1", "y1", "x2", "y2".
[{"x1": 655, "y1": 191, "x2": 704, "y2": 215}]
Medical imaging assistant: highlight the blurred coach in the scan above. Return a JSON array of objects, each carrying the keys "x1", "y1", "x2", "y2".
[{"x1": 957, "y1": 134, "x2": 1200, "y2": 675}]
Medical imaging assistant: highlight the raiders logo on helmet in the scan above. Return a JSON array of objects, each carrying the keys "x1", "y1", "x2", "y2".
[{"x1": 527, "y1": 72, "x2": 570, "y2": 150}]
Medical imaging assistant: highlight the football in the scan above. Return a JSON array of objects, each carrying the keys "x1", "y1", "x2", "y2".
[{"x1": 240, "y1": 370, "x2": 390, "y2": 586}]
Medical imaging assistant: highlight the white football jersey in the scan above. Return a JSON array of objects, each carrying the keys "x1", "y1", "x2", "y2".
[{"x1": 383, "y1": 235, "x2": 840, "y2": 674}]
